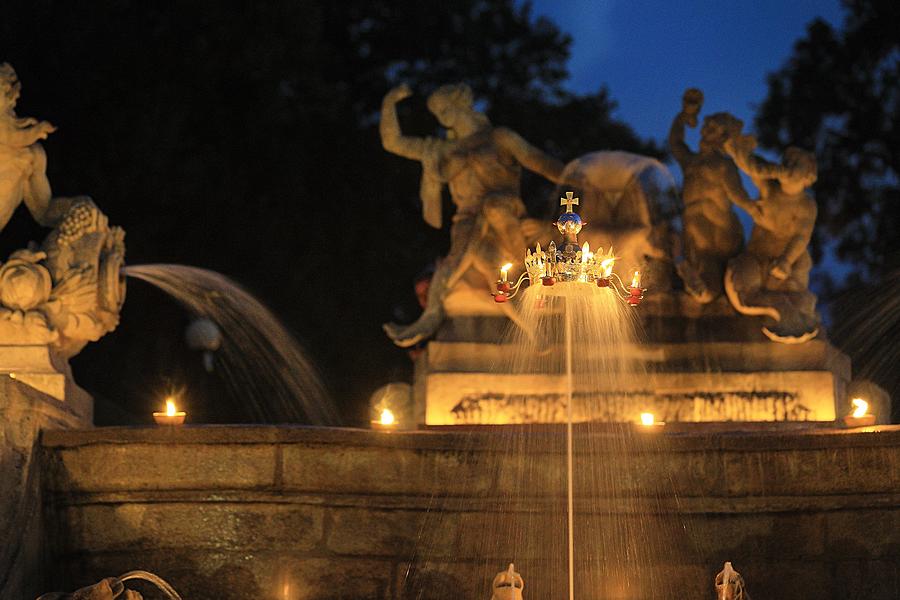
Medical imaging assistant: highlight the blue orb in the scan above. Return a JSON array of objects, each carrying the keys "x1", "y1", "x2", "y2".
[{"x1": 556, "y1": 211, "x2": 582, "y2": 234}]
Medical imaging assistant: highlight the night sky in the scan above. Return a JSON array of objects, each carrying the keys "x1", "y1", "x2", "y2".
[
  {"x1": 531, "y1": 0, "x2": 842, "y2": 142},
  {"x1": 531, "y1": 0, "x2": 851, "y2": 284}
]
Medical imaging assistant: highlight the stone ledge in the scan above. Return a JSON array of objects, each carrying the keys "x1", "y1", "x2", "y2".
[
  {"x1": 44, "y1": 490, "x2": 900, "y2": 515},
  {"x1": 40, "y1": 424, "x2": 900, "y2": 452}
]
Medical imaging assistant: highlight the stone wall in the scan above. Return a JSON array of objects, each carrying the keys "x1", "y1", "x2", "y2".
[
  {"x1": 0, "y1": 365, "x2": 92, "y2": 600},
  {"x1": 41, "y1": 426, "x2": 900, "y2": 600}
]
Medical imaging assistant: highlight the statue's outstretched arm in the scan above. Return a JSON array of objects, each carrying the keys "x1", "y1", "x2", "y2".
[
  {"x1": 669, "y1": 89, "x2": 702, "y2": 168},
  {"x1": 725, "y1": 135, "x2": 785, "y2": 192},
  {"x1": 721, "y1": 161, "x2": 765, "y2": 223},
  {"x1": 0, "y1": 119, "x2": 56, "y2": 148},
  {"x1": 667, "y1": 113, "x2": 693, "y2": 168},
  {"x1": 494, "y1": 127, "x2": 565, "y2": 183},
  {"x1": 782, "y1": 201, "x2": 817, "y2": 265},
  {"x1": 380, "y1": 84, "x2": 428, "y2": 161}
]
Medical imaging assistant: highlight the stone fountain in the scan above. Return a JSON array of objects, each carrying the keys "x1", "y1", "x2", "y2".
[
  {"x1": 0, "y1": 68, "x2": 896, "y2": 600},
  {"x1": 384, "y1": 84, "x2": 888, "y2": 428}
]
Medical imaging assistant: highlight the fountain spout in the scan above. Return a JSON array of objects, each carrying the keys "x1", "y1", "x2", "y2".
[
  {"x1": 490, "y1": 563, "x2": 524, "y2": 600},
  {"x1": 715, "y1": 561, "x2": 750, "y2": 600}
]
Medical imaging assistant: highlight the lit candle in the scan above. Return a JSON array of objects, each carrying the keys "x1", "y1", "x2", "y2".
[
  {"x1": 372, "y1": 407, "x2": 398, "y2": 430},
  {"x1": 601, "y1": 258, "x2": 614, "y2": 278},
  {"x1": 631, "y1": 270, "x2": 642, "y2": 289},
  {"x1": 500, "y1": 262, "x2": 513, "y2": 282},
  {"x1": 153, "y1": 396, "x2": 186, "y2": 426},
  {"x1": 638, "y1": 412, "x2": 664, "y2": 430},
  {"x1": 842, "y1": 397, "x2": 875, "y2": 427}
]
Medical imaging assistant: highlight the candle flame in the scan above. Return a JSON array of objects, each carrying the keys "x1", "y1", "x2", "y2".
[
  {"x1": 600, "y1": 257, "x2": 615, "y2": 278},
  {"x1": 640, "y1": 412, "x2": 655, "y2": 426},
  {"x1": 631, "y1": 270, "x2": 641, "y2": 289},
  {"x1": 500, "y1": 263, "x2": 513, "y2": 274},
  {"x1": 165, "y1": 397, "x2": 177, "y2": 416},
  {"x1": 379, "y1": 408, "x2": 395, "y2": 426},
  {"x1": 851, "y1": 398, "x2": 868, "y2": 418}
]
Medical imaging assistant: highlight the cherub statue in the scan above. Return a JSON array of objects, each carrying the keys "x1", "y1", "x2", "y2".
[
  {"x1": 723, "y1": 133, "x2": 820, "y2": 342},
  {"x1": 668, "y1": 88, "x2": 748, "y2": 303},
  {"x1": 490, "y1": 563, "x2": 524, "y2": 600},
  {"x1": 715, "y1": 562, "x2": 750, "y2": 600},
  {"x1": 0, "y1": 62, "x2": 56, "y2": 231},
  {"x1": 380, "y1": 83, "x2": 566, "y2": 347}
]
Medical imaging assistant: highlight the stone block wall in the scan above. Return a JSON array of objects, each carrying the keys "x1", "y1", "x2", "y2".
[{"x1": 40, "y1": 426, "x2": 900, "y2": 600}]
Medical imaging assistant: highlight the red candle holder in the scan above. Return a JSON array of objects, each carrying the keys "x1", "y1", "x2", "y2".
[{"x1": 626, "y1": 287, "x2": 643, "y2": 306}]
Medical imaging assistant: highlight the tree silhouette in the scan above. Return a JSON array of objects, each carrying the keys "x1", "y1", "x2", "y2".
[{"x1": 755, "y1": 0, "x2": 899, "y2": 282}]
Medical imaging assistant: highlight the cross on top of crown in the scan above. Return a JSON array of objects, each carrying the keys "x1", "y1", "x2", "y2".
[{"x1": 560, "y1": 191, "x2": 579, "y2": 213}]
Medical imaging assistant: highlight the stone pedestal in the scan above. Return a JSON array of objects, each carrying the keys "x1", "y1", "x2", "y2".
[
  {"x1": 415, "y1": 295, "x2": 852, "y2": 426},
  {"x1": 0, "y1": 347, "x2": 92, "y2": 600}
]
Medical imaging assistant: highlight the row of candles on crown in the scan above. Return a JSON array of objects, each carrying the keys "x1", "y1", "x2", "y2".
[{"x1": 494, "y1": 242, "x2": 644, "y2": 306}]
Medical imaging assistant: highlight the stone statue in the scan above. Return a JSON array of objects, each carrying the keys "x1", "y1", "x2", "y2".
[
  {"x1": 490, "y1": 563, "x2": 524, "y2": 600},
  {"x1": 36, "y1": 570, "x2": 182, "y2": 600},
  {"x1": 724, "y1": 133, "x2": 820, "y2": 342},
  {"x1": 380, "y1": 83, "x2": 567, "y2": 347},
  {"x1": 0, "y1": 65, "x2": 126, "y2": 358},
  {"x1": 0, "y1": 63, "x2": 55, "y2": 230},
  {"x1": 669, "y1": 88, "x2": 747, "y2": 303},
  {"x1": 714, "y1": 562, "x2": 750, "y2": 600},
  {"x1": 557, "y1": 150, "x2": 679, "y2": 288},
  {"x1": 0, "y1": 196, "x2": 126, "y2": 356}
]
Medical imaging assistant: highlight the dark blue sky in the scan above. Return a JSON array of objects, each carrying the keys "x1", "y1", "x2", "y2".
[
  {"x1": 528, "y1": 0, "x2": 851, "y2": 286},
  {"x1": 530, "y1": 0, "x2": 843, "y2": 144}
]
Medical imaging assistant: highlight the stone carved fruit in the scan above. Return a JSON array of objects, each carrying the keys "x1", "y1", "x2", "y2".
[{"x1": 0, "y1": 250, "x2": 52, "y2": 310}]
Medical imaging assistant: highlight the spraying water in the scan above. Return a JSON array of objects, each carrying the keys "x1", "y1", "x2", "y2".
[{"x1": 124, "y1": 264, "x2": 340, "y2": 425}]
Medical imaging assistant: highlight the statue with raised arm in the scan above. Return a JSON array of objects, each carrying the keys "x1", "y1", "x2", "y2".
[
  {"x1": 669, "y1": 88, "x2": 747, "y2": 303},
  {"x1": 0, "y1": 64, "x2": 126, "y2": 359},
  {"x1": 723, "y1": 133, "x2": 820, "y2": 343},
  {"x1": 0, "y1": 63, "x2": 56, "y2": 230},
  {"x1": 380, "y1": 83, "x2": 566, "y2": 347}
]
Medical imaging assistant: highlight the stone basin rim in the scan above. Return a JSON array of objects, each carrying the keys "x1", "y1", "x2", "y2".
[{"x1": 41, "y1": 423, "x2": 900, "y2": 453}]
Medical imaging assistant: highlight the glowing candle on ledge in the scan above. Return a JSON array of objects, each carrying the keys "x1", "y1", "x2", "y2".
[
  {"x1": 372, "y1": 407, "x2": 398, "y2": 430},
  {"x1": 638, "y1": 412, "x2": 664, "y2": 430},
  {"x1": 153, "y1": 396, "x2": 186, "y2": 426},
  {"x1": 842, "y1": 397, "x2": 875, "y2": 427}
]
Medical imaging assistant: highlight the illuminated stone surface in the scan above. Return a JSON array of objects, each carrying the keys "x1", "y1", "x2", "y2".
[
  {"x1": 40, "y1": 426, "x2": 900, "y2": 600},
  {"x1": 418, "y1": 336, "x2": 849, "y2": 425}
]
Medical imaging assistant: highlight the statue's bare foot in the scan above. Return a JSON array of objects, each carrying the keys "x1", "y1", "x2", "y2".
[
  {"x1": 383, "y1": 311, "x2": 443, "y2": 348},
  {"x1": 762, "y1": 324, "x2": 818, "y2": 344}
]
